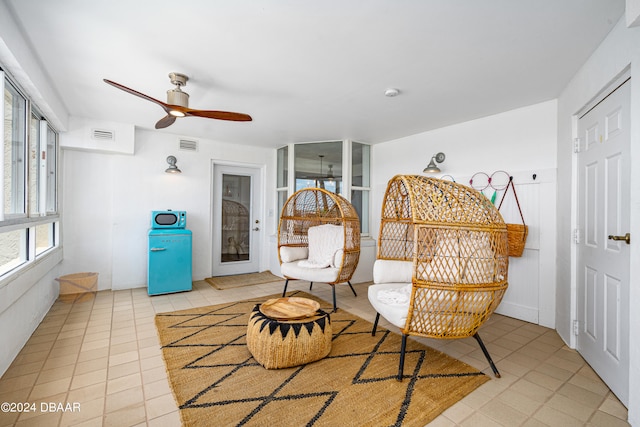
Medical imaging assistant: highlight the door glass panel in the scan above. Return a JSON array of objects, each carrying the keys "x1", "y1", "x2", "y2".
[{"x1": 221, "y1": 174, "x2": 251, "y2": 263}]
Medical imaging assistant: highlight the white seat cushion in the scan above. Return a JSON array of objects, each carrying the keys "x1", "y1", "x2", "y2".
[
  {"x1": 281, "y1": 261, "x2": 340, "y2": 283},
  {"x1": 368, "y1": 282, "x2": 411, "y2": 329}
]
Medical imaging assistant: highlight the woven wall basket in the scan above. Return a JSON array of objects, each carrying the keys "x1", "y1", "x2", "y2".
[
  {"x1": 498, "y1": 178, "x2": 528, "y2": 258},
  {"x1": 246, "y1": 305, "x2": 332, "y2": 369},
  {"x1": 506, "y1": 223, "x2": 528, "y2": 257}
]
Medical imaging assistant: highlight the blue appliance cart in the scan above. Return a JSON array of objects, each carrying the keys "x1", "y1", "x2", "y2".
[{"x1": 147, "y1": 227, "x2": 192, "y2": 296}]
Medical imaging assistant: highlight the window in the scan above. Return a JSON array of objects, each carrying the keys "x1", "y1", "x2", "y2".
[
  {"x1": 1, "y1": 70, "x2": 59, "y2": 278},
  {"x1": 28, "y1": 113, "x2": 40, "y2": 215},
  {"x1": 35, "y1": 223, "x2": 55, "y2": 256},
  {"x1": 276, "y1": 146, "x2": 288, "y2": 216},
  {"x1": 0, "y1": 229, "x2": 26, "y2": 276},
  {"x1": 3, "y1": 79, "x2": 27, "y2": 218},
  {"x1": 294, "y1": 141, "x2": 342, "y2": 193},
  {"x1": 45, "y1": 124, "x2": 58, "y2": 212},
  {"x1": 351, "y1": 142, "x2": 370, "y2": 234},
  {"x1": 277, "y1": 140, "x2": 371, "y2": 235}
]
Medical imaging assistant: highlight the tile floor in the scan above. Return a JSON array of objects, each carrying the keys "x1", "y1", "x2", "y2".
[{"x1": 0, "y1": 279, "x2": 630, "y2": 427}]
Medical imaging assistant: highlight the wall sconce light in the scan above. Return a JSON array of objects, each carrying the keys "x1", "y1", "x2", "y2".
[
  {"x1": 423, "y1": 152, "x2": 445, "y2": 174},
  {"x1": 165, "y1": 155, "x2": 182, "y2": 174}
]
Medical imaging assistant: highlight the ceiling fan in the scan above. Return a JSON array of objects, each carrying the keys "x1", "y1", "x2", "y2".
[{"x1": 103, "y1": 72, "x2": 252, "y2": 129}]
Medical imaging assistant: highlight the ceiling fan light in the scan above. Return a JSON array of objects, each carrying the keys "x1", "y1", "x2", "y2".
[{"x1": 169, "y1": 110, "x2": 186, "y2": 117}]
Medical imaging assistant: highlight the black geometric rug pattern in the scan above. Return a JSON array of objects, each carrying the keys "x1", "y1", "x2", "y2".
[{"x1": 155, "y1": 291, "x2": 489, "y2": 427}]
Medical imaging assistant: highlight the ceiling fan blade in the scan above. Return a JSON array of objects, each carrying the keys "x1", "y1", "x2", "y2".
[
  {"x1": 186, "y1": 109, "x2": 252, "y2": 122},
  {"x1": 155, "y1": 115, "x2": 177, "y2": 129},
  {"x1": 103, "y1": 79, "x2": 170, "y2": 111},
  {"x1": 104, "y1": 77, "x2": 252, "y2": 125}
]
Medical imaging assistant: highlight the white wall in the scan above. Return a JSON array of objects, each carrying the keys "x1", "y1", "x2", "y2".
[
  {"x1": 0, "y1": 0, "x2": 69, "y2": 377},
  {"x1": 0, "y1": 251, "x2": 62, "y2": 376},
  {"x1": 60, "y1": 125, "x2": 276, "y2": 290},
  {"x1": 371, "y1": 100, "x2": 558, "y2": 326},
  {"x1": 556, "y1": 17, "x2": 640, "y2": 424}
]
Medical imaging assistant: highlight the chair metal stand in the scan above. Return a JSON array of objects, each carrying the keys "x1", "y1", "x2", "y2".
[
  {"x1": 472, "y1": 333, "x2": 501, "y2": 378},
  {"x1": 372, "y1": 313, "x2": 380, "y2": 336},
  {"x1": 281, "y1": 279, "x2": 289, "y2": 297},
  {"x1": 347, "y1": 281, "x2": 357, "y2": 297},
  {"x1": 398, "y1": 334, "x2": 407, "y2": 381}
]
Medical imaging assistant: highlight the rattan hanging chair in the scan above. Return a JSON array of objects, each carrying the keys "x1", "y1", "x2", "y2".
[
  {"x1": 368, "y1": 175, "x2": 509, "y2": 380},
  {"x1": 278, "y1": 188, "x2": 360, "y2": 311}
]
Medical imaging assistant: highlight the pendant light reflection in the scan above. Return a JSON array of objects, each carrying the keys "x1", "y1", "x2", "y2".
[
  {"x1": 165, "y1": 155, "x2": 182, "y2": 174},
  {"x1": 423, "y1": 152, "x2": 445, "y2": 174},
  {"x1": 326, "y1": 164, "x2": 335, "y2": 181}
]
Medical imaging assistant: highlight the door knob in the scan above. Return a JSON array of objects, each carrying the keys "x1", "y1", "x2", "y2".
[{"x1": 608, "y1": 233, "x2": 630, "y2": 245}]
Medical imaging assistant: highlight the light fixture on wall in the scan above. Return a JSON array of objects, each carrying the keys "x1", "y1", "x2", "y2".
[
  {"x1": 165, "y1": 155, "x2": 182, "y2": 174},
  {"x1": 423, "y1": 152, "x2": 445, "y2": 174}
]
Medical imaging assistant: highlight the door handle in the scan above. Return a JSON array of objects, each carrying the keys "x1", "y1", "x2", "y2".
[
  {"x1": 253, "y1": 227, "x2": 260, "y2": 231},
  {"x1": 608, "y1": 233, "x2": 630, "y2": 245},
  {"x1": 150, "y1": 247, "x2": 167, "y2": 252}
]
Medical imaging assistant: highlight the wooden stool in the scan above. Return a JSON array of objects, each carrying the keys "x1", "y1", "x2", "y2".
[{"x1": 246, "y1": 299, "x2": 332, "y2": 369}]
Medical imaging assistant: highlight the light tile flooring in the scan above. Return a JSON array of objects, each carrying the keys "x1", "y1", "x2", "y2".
[{"x1": 0, "y1": 280, "x2": 630, "y2": 427}]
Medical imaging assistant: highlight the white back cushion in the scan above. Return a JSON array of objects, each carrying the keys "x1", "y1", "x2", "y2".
[
  {"x1": 373, "y1": 259, "x2": 413, "y2": 284},
  {"x1": 307, "y1": 224, "x2": 344, "y2": 268}
]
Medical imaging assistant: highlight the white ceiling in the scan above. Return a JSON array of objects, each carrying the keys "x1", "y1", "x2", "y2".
[{"x1": 5, "y1": 0, "x2": 625, "y2": 148}]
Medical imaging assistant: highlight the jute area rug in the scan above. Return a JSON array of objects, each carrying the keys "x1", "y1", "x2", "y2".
[
  {"x1": 205, "y1": 270, "x2": 284, "y2": 290},
  {"x1": 155, "y1": 291, "x2": 489, "y2": 427}
]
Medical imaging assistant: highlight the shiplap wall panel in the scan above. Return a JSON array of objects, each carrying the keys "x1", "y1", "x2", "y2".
[{"x1": 453, "y1": 169, "x2": 554, "y2": 325}]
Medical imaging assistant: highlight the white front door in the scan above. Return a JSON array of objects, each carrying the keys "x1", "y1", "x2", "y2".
[
  {"x1": 576, "y1": 77, "x2": 630, "y2": 406},
  {"x1": 212, "y1": 163, "x2": 262, "y2": 276}
]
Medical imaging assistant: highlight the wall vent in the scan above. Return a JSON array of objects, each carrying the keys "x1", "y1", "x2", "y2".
[
  {"x1": 179, "y1": 139, "x2": 198, "y2": 151},
  {"x1": 92, "y1": 129, "x2": 115, "y2": 140}
]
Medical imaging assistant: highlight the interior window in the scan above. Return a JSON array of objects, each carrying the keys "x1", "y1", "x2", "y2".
[
  {"x1": 45, "y1": 125, "x2": 57, "y2": 213},
  {"x1": 28, "y1": 113, "x2": 40, "y2": 215},
  {"x1": 3, "y1": 80, "x2": 27, "y2": 218},
  {"x1": 351, "y1": 142, "x2": 370, "y2": 234},
  {"x1": 1, "y1": 71, "x2": 60, "y2": 280},
  {"x1": 276, "y1": 146, "x2": 288, "y2": 216},
  {"x1": 278, "y1": 140, "x2": 371, "y2": 235},
  {"x1": 294, "y1": 141, "x2": 342, "y2": 193}
]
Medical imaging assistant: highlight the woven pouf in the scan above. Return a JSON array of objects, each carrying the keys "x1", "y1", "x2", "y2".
[{"x1": 246, "y1": 304, "x2": 332, "y2": 369}]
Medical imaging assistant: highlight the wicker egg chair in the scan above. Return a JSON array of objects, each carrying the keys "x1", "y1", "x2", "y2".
[
  {"x1": 278, "y1": 188, "x2": 360, "y2": 311},
  {"x1": 369, "y1": 175, "x2": 509, "y2": 380}
]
